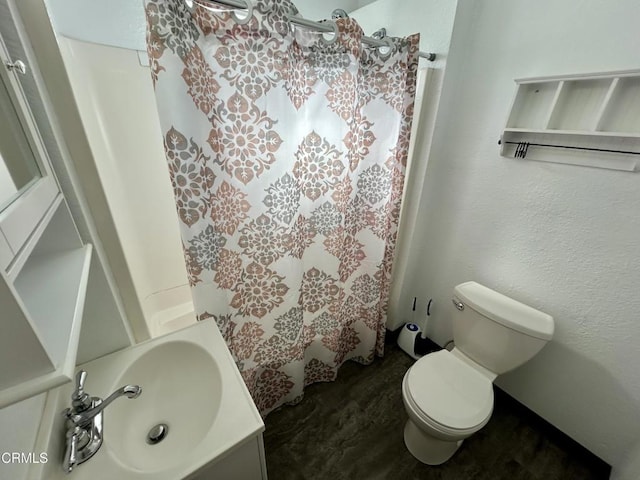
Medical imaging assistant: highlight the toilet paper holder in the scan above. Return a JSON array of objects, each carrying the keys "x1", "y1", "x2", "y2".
[{"x1": 397, "y1": 323, "x2": 423, "y2": 360}]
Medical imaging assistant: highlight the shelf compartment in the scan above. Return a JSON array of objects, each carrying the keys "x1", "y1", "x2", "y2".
[
  {"x1": 0, "y1": 177, "x2": 58, "y2": 259},
  {"x1": 15, "y1": 245, "x2": 91, "y2": 367},
  {"x1": 4, "y1": 194, "x2": 62, "y2": 281},
  {"x1": 0, "y1": 244, "x2": 91, "y2": 408},
  {"x1": 506, "y1": 81, "x2": 559, "y2": 129},
  {"x1": 547, "y1": 78, "x2": 612, "y2": 131},
  {"x1": 597, "y1": 76, "x2": 640, "y2": 133},
  {"x1": 0, "y1": 279, "x2": 54, "y2": 388}
]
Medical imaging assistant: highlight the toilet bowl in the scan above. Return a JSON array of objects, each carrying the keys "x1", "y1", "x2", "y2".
[
  {"x1": 401, "y1": 281, "x2": 554, "y2": 465},
  {"x1": 401, "y1": 349, "x2": 494, "y2": 464}
]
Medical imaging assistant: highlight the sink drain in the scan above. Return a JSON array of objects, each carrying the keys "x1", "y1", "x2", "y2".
[{"x1": 146, "y1": 423, "x2": 169, "y2": 445}]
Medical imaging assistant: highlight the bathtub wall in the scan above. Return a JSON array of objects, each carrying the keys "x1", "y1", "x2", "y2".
[{"x1": 56, "y1": 36, "x2": 193, "y2": 335}]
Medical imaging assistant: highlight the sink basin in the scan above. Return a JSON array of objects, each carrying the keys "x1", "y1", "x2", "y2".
[
  {"x1": 107, "y1": 341, "x2": 222, "y2": 472},
  {"x1": 34, "y1": 320, "x2": 264, "y2": 480}
]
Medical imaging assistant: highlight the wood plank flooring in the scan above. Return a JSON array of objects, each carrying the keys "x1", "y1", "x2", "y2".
[{"x1": 263, "y1": 342, "x2": 610, "y2": 480}]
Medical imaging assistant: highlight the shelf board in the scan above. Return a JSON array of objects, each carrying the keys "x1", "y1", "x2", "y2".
[
  {"x1": 4, "y1": 194, "x2": 62, "y2": 282},
  {"x1": 0, "y1": 232, "x2": 12, "y2": 271},
  {"x1": 515, "y1": 69, "x2": 640, "y2": 84},
  {"x1": 0, "y1": 179, "x2": 59, "y2": 256},
  {"x1": 0, "y1": 244, "x2": 92, "y2": 408},
  {"x1": 503, "y1": 128, "x2": 640, "y2": 139},
  {"x1": 593, "y1": 78, "x2": 620, "y2": 131}
]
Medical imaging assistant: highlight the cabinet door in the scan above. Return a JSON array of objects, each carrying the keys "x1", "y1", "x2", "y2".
[{"x1": 187, "y1": 437, "x2": 267, "y2": 480}]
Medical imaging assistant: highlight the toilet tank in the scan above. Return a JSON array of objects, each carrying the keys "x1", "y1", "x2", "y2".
[{"x1": 451, "y1": 282, "x2": 554, "y2": 375}]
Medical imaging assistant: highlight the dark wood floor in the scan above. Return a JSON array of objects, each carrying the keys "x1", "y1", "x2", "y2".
[{"x1": 263, "y1": 342, "x2": 610, "y2": 480}]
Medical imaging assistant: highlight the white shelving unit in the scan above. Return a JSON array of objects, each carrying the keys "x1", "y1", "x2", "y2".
[
  {"x1": 500, "y1": 70, "x2": 640, "y2": 171},
  {"x1": 0, "y1": 14, "x2": 92, "y2": 407},
  {"x1": 0, "y1": 198, "x2": 92, "y2": 408}
]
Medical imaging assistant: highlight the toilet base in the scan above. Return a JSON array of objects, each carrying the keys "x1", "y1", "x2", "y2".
[{"x1": 403, "y1": 419, "x2": 463, "y2": 465}]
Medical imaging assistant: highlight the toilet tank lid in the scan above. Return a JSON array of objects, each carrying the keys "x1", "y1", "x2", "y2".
[{"x1": 454, "y1": 282, "x2": 554, "y2": 340}]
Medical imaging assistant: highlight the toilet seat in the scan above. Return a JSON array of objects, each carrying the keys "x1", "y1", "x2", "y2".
[{"x1": 405, "y1": 350, "x2": 494, "y2": 435}]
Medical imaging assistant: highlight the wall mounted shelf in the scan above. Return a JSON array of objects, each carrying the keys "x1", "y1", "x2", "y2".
[
  {"x1": 500, "y1": 70, "x2": 640, "y2": 171},
  {"x1": 0, "y1": 7, "x2": 97, "y2": 410},
  {"x1": 0, "y1": 199, "x2": 92, "y2": 408}
]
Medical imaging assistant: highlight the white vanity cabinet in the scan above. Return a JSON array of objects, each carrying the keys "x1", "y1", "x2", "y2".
[
  {"x1": 0, "y1": 8, "x2": 91, "y2": 408},
  {"x1": 188, "y1": 436, "x2": 268, "y2": 480}
]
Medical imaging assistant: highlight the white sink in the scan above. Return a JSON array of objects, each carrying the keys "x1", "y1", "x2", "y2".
[
  {"x1": 107, "y1": 341, "x2": 222, "y2": 472},
  {"x1": 34, "y1": 320, "x2": 264, "y2": 480}
]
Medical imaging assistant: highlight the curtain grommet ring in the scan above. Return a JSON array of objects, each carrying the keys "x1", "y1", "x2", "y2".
[
  {"x1": 377, "y1": 37, "x2": 395, "y2": 59},
  {"x1": 231, "y1": 0, "x2": 253, "y2": 24},
  {"x1": 319, "y1": 21, "x2": 339, "y2": 46}
]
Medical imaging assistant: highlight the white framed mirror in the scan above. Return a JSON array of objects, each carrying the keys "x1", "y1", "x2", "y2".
[
  {"x1": 0, "y1": 16, "x2": 59, "y2": 271},
  {"x1": 0, "y1": 62, "x2": 41, "y2": 211}
]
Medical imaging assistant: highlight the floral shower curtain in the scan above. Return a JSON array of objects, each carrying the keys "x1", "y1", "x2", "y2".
[{"x1": 145, "y1": 0, "x2": 419, "y2": 415}]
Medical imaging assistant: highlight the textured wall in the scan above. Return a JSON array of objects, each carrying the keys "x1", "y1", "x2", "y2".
[{"x1": 400, "y1": 0, "x2": 640, "y2": 474}]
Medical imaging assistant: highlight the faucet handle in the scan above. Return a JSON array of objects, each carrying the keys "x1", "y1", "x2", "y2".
[
  {"x1": 62, "y1": 426, "x2": 80, "y2": 473},
  {"x1": 71, "y1": 370, "x2": 92, "y2": 411},
  {"x1": 73, "y1": 371, "x2": 87, "y2": 394}
]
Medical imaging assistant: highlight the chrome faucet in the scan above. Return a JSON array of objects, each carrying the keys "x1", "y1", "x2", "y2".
[{"x1": 61, "y1": 371, "x2": 142, "y2": 473}]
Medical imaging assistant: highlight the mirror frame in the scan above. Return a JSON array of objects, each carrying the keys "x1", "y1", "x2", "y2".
[{"x1": 0, "y1": 15, "x2": 59, "y2": 272}]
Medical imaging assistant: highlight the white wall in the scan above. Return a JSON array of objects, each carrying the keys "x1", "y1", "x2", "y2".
[
  {"x1": 616, "y1": 441, "x2": 640, "y2": 480},
  {"x1": 289, "y1": 0, "x2": 378, "y2": 21},
  {"x1": 45, "y1": 0, "x2": 378, "y2": 52},
  {"x1": 351, "y1": 0, "x2": 456, "y2": 67},
  {"x1": 351, "y1": 0, "x2": 459, "y2": 330},
  {"x1": 43, "y1": 0, "x2": 146, "y2": 51},
  {"x1": 400, "y1": 0, "x2": 640, "y2": 475}
]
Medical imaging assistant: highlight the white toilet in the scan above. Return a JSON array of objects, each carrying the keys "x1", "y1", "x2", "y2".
[{"x1": 401, "y1": 281, "x2": 554, "y2": 465}]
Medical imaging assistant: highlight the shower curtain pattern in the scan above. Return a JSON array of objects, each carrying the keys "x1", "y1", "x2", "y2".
[{"x1": 145, "y1": 0, "x2": 419, "y2": 414}]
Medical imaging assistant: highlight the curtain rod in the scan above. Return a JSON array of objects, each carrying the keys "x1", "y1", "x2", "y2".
[
  {"x1": 499, "y1": 139, "x2": 640, "y2": 158},
  {"x1": 189, "y1": 0, "x2": 437, "y2": 61}
]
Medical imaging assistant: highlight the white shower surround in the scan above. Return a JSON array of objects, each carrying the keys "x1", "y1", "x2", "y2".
[
  {"x1": 55, "y1": 36, "x2": 195, "y2": 336},
  {"x1": 44, "y1": 0, "x2": 381, "y2": 338}
]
